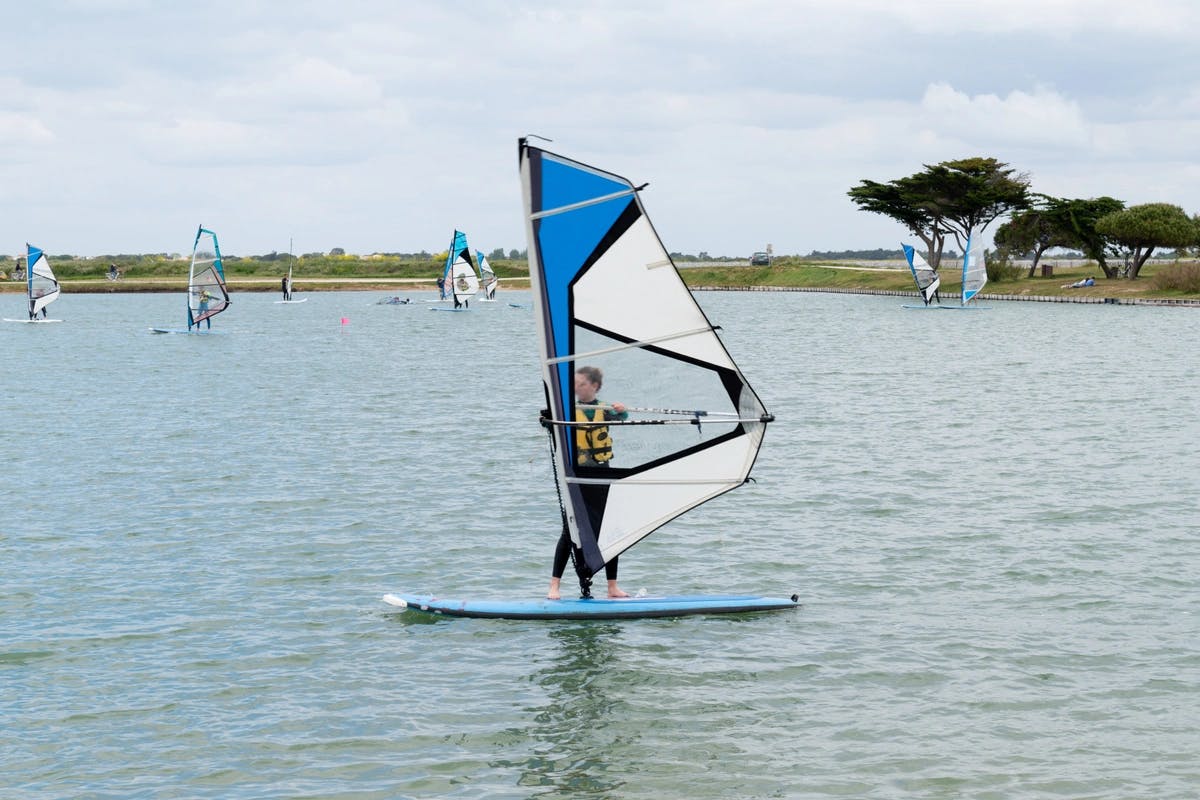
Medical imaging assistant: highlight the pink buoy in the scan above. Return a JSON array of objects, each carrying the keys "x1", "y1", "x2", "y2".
[{"x1": 340, "y1": 317, "x2": 349, "y2": 325}]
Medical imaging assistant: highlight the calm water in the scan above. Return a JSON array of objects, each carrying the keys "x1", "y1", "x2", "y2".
[{"x1": 2, "y1": 290, "x2": 1197, "y2": 799}]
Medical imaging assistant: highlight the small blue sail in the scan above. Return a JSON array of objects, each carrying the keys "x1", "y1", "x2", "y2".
[
  {"x1": 25, "y1": 244, "x2": 60, "y2": 319},
  {"x1": 902, "y1": 242, "x2": 941, "y2": 305}
]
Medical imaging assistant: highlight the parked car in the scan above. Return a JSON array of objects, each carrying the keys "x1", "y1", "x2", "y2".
[{"x1": 750, "y1": 252, "x2": 771, "y2": 266}]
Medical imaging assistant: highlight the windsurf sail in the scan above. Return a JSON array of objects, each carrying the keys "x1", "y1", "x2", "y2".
[
  {"x1": 187, "y1": 226, "x2": 230, "y2": 329},
  {"x1": 901, "y1": 243, "x2": 940, "y2": 305},
  {"x1": 26, "y1": 244, "x2": 60, "y2": 319},
  {"x1": 477, "y1": 250, "x2": 498, "y2": 299},
  {"x1": 519, "y1": 138, "x2": 774, "y2": 579},
  {"x1": 440, "y1": 230, "x2": 478, "y2": 303},
  {"x1": 961, "y1": 225, "x2": 987, "y2": 305}
]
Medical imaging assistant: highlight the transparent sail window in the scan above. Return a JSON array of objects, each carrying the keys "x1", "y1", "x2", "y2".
[{"x1": 570, "y1": 325, "x2": 741, "y2": 470}]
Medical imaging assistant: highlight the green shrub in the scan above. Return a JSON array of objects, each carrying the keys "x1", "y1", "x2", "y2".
[{"x1": 986, "y1": 250, "x2": 1024, "y2": 282}]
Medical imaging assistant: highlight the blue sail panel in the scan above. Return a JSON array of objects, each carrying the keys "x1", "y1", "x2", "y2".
[{"x1": 537, "y1": 154, "x2": 632, "y2": 216}]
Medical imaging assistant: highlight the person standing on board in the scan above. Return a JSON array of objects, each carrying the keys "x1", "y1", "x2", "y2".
[
  {"x1": 197, "y1": 289, "x2": 213, "y2": 329},
  {"x1": 281, "y1": 275, "x2": 290, "y2": 300},
  {"x1": 547, "y1": 365, "x2": 630, "y2": 600}
]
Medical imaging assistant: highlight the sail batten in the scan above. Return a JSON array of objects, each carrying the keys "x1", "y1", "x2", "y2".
[
  {"x1": 544, "y1": 326, "x2": 717, "y2": 365},
  {"x1": 521, "y1": 139, "x2": 771, "y2": 577},
  {"x1": 531, "y1": 187, "x2": 640, "y2": 219}
]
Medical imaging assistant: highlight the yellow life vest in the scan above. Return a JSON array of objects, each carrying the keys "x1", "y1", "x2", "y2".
[{"x1": 575, "y1": 407, "x2": 613, "y2": 465}]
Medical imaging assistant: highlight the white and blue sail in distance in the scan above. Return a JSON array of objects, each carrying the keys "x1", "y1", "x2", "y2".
[
  {"x1": 188, "y1": 226, "x2": 230, "y2": 329},
  {"x1": 477, "y1": 250, "x2": 498, "y2": 299},
  {"x1": 902, "y1": 243, "x2": 940, "y2": 305},
  {"x1": 961, "y1": 225, "x2": 987, "y2": 305},
  {"x1": 26, "y1": 244, "x2": 60, "y2": 319},
  {"x1": 519, "y1": 139, "x2": 773, "y2": 577},
  {"x1": 440, "y1": 230, "x2": 479, "y2": 303}
]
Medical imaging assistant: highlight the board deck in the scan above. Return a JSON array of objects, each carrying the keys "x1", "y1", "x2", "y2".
[
  {"x1": 273, "y1": 298, "x2": 308, "y2": 304},
  {"x1": 901, "y1": 304, "x2": 990, "y2": 310},
  {"x1": 148, "y1": 327, "x2": 225, "y2": 335},
  {"x1": 430, "y1": 307, "x2": 470, "y2": 312},
  {"x1": 3, "y1": 318, "x2": 63, "y2": 323},
  {"x1": 382, "y1": 592, "x2": 799, "y2": 620}
]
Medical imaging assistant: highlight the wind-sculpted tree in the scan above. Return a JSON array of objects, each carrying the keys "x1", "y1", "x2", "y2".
[
  {"x1": 994, "y1": 196, "x2": 1077, "y2": 277},
  {"x1": 1095, "y1": 203, "x2": 1199, "y2": 279},
  {"x1": 848, "y1": 157, "x2": 1031, "y2": 271},
  {"x1": 1049, "y1": 196, "x2": 1125, "y2": 278}
]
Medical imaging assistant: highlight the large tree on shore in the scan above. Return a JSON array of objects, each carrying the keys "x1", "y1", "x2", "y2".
[
  {"x1": 1095, "y1": 203, "x2": 1199, "y2": 279},
  {"x1": 848, "y1": 157, "x2": 1031, "y2": 270},
  {"x1": 1055, "y1": 196, "x2": 1126, "y2": 278},
  {"x1": 993, "y1": 195, "x2": 1077, "y2": 277}
]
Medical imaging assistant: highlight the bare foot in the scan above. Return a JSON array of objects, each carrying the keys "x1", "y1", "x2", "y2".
[
  {"x1": 547, "y1": 577, "x2": 561, "y2": 600},
  {"x1": 607, "y1": 581, "x2": 630, "y2": 598}
]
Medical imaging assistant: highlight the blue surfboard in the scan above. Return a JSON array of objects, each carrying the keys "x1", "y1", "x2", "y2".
[{"x1": 382, "y1": 592, "x2": 799, "y2": 620}]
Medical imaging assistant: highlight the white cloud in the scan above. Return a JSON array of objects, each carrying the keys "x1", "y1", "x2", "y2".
[{"x1": 3, "y1": 1, "x2": 1200, "y2": 255}]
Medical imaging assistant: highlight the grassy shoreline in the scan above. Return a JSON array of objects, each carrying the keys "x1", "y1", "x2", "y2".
[{"x1": 2, "y1": 259, "x2": 1198, "y2": 301}]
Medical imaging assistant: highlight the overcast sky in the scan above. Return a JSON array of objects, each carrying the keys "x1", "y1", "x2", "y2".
[{"x1": 4, "y1": 0, "x2": 1200, "y2": 257}]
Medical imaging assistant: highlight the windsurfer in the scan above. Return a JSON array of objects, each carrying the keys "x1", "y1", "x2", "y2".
[
  {"x1": 547, "y1": 365, "x2": 630, "y2": 600},
  {"x1": 197, "y1": 289, "x2": 213, "y2": 329},
  {"x1": 281, "y1": 275, "x2": 290, "y2": 300}
]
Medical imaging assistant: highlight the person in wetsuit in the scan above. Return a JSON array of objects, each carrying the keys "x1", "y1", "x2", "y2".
[{"x1": 547, "y1": 365, "x2": 630, "y2": 600}]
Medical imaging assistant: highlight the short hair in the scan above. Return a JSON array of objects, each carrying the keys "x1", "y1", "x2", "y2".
[{"x1": 575, "y1": 365, "x2": 603, "y2": 389}]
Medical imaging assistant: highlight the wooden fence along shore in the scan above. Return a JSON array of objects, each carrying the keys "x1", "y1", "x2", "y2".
[{"x1": 691, "y1": 286, "x2": 1200, "y2": 307}]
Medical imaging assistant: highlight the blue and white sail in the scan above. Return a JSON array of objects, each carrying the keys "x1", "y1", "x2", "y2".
[
  {"x1": 26, "y1": 244, "x2": 60, "y2": 319},
  {"x1": 187, "y1": 226, "x2": 230, "y2": 329},
  {"x1": 902, "y1": 243, "x2": 940, "y2": 305},
  {"x1": 440, "y1": 230, "x2": 478, "y2": 303},
  {"x1": 519, "y1": 139, "x2": 773, "y2": 577},
  {"x1": 961, "y1": 225, "x2": 987, "y2": 305},
  {"x1": 477, "y1": 250, "x2": 498, "y2": 299}
]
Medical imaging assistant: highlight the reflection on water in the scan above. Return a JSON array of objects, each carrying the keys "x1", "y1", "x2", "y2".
[{"x1": 499, "y1": 624, "x2": 628, "y2": 797}]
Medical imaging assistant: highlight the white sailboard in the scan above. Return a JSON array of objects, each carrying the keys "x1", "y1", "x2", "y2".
[
  {"x1": 900, "y1": 242, "x2": 942, "y2": 308},
  {"x1": 4, "y1": 244, "x2": 62, "y2": 323},
  {"x1": 385, "y1": 139, "x2": 793, "y2": 619},
  {"x1": 150, "y1": 226, "x2": 231, "y2": 333},
  {"x1": 477, "y1": 250, "x2": 499, "y2": 301},
  {"x1": 274, "y1": 239, "x2": 307, "y2": 303}
]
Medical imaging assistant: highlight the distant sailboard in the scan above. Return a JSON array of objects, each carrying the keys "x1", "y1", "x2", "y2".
[
  {"x1": 150, "y1": 226, "x2": 230, "y2": 333},
  {"x1": 477, "y1": 250, "x2": 499, "y2": 301},
  {"x1": 5, "y1": 244, "x2": 62, "y2": 323},
  {"x1": 274, "y1": 239, "x2": 307, "y2": 303}
]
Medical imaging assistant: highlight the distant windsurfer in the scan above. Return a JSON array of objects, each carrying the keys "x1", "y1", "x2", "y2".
[
  {"x1": 281, "y1": 275, "x2": 291, "y2": 300},
  {"x1": 197, "y1": 289, "x2": 213, "y2": 329},
  {"x1": 547, "y1": 365, "x2": 630, "y2": 600}
]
